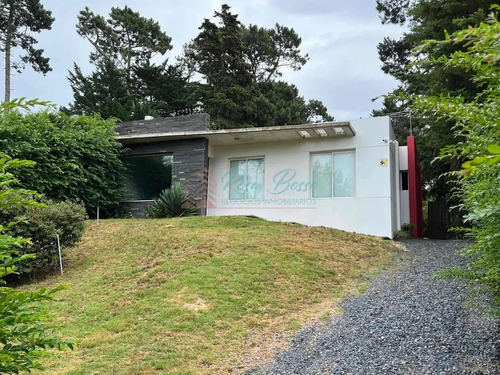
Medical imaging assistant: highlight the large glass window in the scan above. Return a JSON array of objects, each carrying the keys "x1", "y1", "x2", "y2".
[
  {"x1": 333, "y1": 152, "x2": 355, "y2": 197},
  {"x1": 312, "y1": 151, "x2": 355, "y2": 198},
  {"x1": 124, "y1": 155, "x2": 173, "y2": 200},
  {"x1": 228, "y1": 158, "x2": 264, "y2": 200},
  {"x1": 312, "y1": 154, "x2": 333, "y2": 198}
]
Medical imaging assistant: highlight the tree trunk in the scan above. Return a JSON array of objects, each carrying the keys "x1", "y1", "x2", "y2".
[{"x1": 4, "y1": 0, "x2": 15, "y2": 103}]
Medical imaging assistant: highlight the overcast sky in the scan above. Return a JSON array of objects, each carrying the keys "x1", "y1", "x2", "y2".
[{"x1": 0, "y1": 0, "x2": 405, "y2": 121}]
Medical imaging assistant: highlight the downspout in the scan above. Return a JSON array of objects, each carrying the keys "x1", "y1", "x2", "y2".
[{"x1": 389, "y1": 115, "x2": 401, "y2": 234}]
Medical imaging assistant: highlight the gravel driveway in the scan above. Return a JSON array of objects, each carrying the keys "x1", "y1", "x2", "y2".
[{"x1": 248, "y1": 240, "x2": 500, "y2": 375}]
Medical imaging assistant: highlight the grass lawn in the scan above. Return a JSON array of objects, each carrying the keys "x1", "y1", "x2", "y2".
[{"x1": 29, "y1": 216, "x2": 396, "y2": 374}]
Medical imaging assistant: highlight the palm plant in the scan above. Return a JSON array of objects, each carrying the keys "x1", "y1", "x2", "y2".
[{"x1": 145, "y1": 182, "x2": 198, "y2": 218}]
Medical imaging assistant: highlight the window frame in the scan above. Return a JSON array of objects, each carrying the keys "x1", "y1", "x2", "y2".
[
  {"x1": 227, "y1": 156, "x2": 265, "y2": 200},
  {"x1": 310, "y1": 150, "x2": 356, "y2": 199}
]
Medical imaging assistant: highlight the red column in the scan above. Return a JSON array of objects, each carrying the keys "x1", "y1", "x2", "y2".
[{"x1": 407, "y1": 136, "x2": 424, "y2": 238}]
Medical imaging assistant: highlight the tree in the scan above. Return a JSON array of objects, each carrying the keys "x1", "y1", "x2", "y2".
[
  {"x1": 66, "y1": 60, "x2": 153, "y2": 121},
  {"x1": 76, "y1": 6, "x2": 172, "y2": 91},
  {"x1": 377, "y1": 0, "x2": 494, "y2": 98},
  {"x1": 134, "y1": 62, "x2": 197, "y2": 117},
  {"x1": 183, "y1": 4, "x2": 333, "y2": 128},
  {"x1": 257, "y1": 81, "x2": 332, "y2": 125},
  {"x1": 373, "y1": 0, "x2": 497, "y2": 201},
  {"x1": 67, "y1": 6, "x2": 181, "y2": 121},
  {"x1": 0, "y1": 0, "x2": 54, "y2": 102},
  {"x1": 407, "y1": 11, "x2": 500, "y2": 309},
  {"x1": 242, "y1": 23, "x2": 309, "y2": 83}
]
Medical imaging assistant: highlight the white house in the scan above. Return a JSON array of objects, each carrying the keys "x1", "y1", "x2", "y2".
[{"x1": 116, "y1": 114, "x2": 423, "y2": 239}]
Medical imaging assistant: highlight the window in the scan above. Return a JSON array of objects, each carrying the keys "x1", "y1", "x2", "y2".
[
  {"x1": 401, "y1": 171, "x2": 408, "y2": 191},
  {"x1": 228, "y1": 158, "x2": 264, "y2": 200},
  {"x1": 124, "y1": 154, "x2": 173, "y2": 200},
  {"x1": 312, "y1": 151, "x2": 355, "y2": 198}
]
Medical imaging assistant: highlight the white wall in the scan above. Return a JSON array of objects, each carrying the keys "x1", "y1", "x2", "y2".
[
  {"x1": 206, "y1": 117, "x2": 398, "y2": 238},
  {"x1": 399, "y1": 146, "x2": 408, "y2": 170}
]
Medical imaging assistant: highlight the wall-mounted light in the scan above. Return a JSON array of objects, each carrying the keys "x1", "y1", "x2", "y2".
[
  {"x1": 298, "y1": 130, "x2": 311, "y2": 138},
  {"x1": 315, "y1": 128, "x2": 328, "y2": 137}
]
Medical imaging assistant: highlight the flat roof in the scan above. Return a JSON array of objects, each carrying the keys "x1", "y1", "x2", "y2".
[{"x1": 116, "y1": 121, "x2": 355, "y2": 146}]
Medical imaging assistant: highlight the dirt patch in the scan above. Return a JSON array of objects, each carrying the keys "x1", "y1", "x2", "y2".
[{"x1": 183, "y1": 298, "x2": 211, "y2": 312}]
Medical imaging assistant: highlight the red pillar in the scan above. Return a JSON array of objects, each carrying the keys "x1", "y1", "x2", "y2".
[{"x1": 407, "y1": 136, "x2": 424, "y2": 238}]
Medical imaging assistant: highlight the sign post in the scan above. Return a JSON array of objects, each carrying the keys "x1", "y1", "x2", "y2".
[{"x1": 91, "y1": 194, "x2": 100, "y2": 225}]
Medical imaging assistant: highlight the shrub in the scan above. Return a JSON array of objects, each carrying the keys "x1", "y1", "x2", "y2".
[
  {"x1": 2, "y1": 200, "x2": 87, "y2": 275},
  {"x1": 146, "y1": 182, "x2": 198, "y2": 218},
  {"x1": 0, "y1": 110, "x2": 126, "y2": 217},
  {"x1": 407, "y1": 12, "x2": 500, "y2": 309},
  {"x1": 394, "y1": 223, "x2": 413, "y2": 240},
  {"x1": 0, "y1": 151, "x2": 74, "y2": 373}
]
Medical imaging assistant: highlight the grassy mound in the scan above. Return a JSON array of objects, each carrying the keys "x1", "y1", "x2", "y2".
[{"x1": 30, "y1": 216, "x2": 395, "y2": 374}]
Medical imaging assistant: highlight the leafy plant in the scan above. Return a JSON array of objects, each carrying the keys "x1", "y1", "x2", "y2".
[
  {"x1": 0, "y1": 97, "x2": 55, "y2": 113},
  {"x1": 407, "y1": 9, "x2": 500, "y2": 309},
  {"x1": 146, "y1": 182, "x2": 198, "y2": 218},
  {"x1": 0, "y1": 110, "x2": 126, "y2": 217},
  {"x1": 1, "y1": 199, "x2": 86, "y2": 276},
  {"x1": 394, "y1": 223, "x2": 413, "y2": 240},
  {"x1": 374, "y1": 0, "x2": 497, "y2": 203},
  {"x1": 0, "y1": 152, "x2": 74, "y2": 373}
]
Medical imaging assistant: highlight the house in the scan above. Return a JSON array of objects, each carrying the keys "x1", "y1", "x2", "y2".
[{"x1": 116, "y1": 114, "x2": 423, "y2": 238}]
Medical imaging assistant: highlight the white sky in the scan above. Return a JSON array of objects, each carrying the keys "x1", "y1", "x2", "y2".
[{"x1": 0, "y1": 0, "x2": 406, "y2": 121}]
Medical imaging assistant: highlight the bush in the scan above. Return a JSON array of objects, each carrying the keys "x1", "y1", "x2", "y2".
[
  {"x1": 146, "y1": 182, "x2": 198, "y2": 218},
  {"x1": 1, "y1": 200, "x2": 86, "y2": 275},
  {"x1": 0, "y1": 150, "x2": 74, "y2": 373},
  {"x1": 394, "y1": 223, "x2": 413, "y2": 240},
  {"x1": 0, "y1": 110, "x2": 126, "y2": 217},
  {"x1": 408, "y1": 13, "x2": 500, "y2": 309}
]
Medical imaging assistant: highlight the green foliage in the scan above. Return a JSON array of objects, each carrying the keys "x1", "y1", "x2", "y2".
[
  {"x1": 76, "y1": 5, "x2": 172, "y2": 82},
  {"x1": 66, "y1": 6, "x2": 190, "y2": 121},
  {"x1": 68, "y1": 4, "x2": 331, "y2": 127},
  {"x1": 183, "y1": 4, "x2": 333, "y2": 129},
  {"x1": 407, "y1": 11, "x2": 500, "y2": 308},
  {"x1": 242, "y1": 23, "x2": 309, "y2": 83},
  {"x1": 0, "y1": 110, "x2": 126, "y2": 217},
  {"x1": 394, "y1": 223, "x2": 414, "y2": 240},
  {"x1": 374, "y1": 0, "x2": 497, "y2": 201},
  {"x1": 0, "y1": 97, "x2": 55, "y2": 113},
  {"x1": 66, "y1": 60, "x2": 153, "y2": 122},
  {"x1": 146, "y1": 182, "x2": 198, "y2": 218},
  {"x1": 0, "y1": 152, "x2": 74, "y2": 374},
  {"x1": 1, "y1": 200, "x2": 86, "y2": 276},
  {"x1": 134, "y1": 62, "x2": 198, "y2": 117}
]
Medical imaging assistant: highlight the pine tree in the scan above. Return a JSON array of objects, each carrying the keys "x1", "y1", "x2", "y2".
[
  {"x1": 183, "y1": 4, "x2": 333, "y2": 128},
  {"x1": 67, "y1": 6, "x2": 184, "y2": 121},
  {"x1": 0, "y1": 0, "x2": 54, "y2": 102},
  {"x1": 66, "y1": 60, "x2": 152, "y2": 121},
  {"x1": 374, "y1": 0, "x2": 497, "y2": 200}
]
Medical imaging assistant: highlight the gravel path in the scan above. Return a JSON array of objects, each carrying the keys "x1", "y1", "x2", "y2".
[{"x1": 248, "y1": 240, "x2": 500, "y2": 375}]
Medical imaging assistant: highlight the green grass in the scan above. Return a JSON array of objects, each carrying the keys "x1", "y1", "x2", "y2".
[{"x1": 28, "y1": 216, "x2": 396, "y2": 374}]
